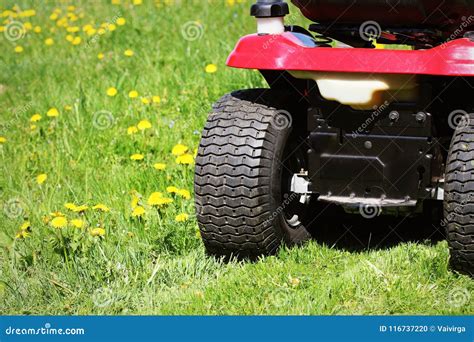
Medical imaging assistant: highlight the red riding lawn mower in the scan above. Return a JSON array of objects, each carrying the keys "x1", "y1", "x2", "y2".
[{"x1": 194, "y1": 0, "x2": 474, "y2": 276}]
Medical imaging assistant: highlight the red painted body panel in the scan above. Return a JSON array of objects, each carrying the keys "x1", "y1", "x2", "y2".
[{"x1": 226, "y1": 33, "x2": 474, "y2": 76}]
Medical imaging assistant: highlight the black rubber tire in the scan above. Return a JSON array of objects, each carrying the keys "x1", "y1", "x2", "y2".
[
  {"x1": 194, "y1": 89, "x2": 311, "y2": 259},
  {"x1": 444, "y1": 113, "x2": 474, "y2": 277}
]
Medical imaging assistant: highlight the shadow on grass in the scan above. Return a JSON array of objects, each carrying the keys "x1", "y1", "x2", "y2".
[{"x1": 307, "y1": 200, "x2": 446, "y2": 252}]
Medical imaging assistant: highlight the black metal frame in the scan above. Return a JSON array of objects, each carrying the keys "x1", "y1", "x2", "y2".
[{"x1": 257, "y1": 24, "x2": 474, "y2": 208}]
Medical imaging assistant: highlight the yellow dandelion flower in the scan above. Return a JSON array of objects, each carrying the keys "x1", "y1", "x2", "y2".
[
  {"x1": 131, "y1": 194, "x2": 140, "y2": 209},
  {"x1": 128, "y1": 90, "x2": 138, "y2": 98},
  {"x1": 22, "y1": 9, "x2": 36, "y2": 17},
  {"x1": 137, "y1": 119, "x2": 152, "y2": 130},
  {"x1": 0, "y1": 136, "x2": 6, "y2": 143},
  {"x1": 74, "y1": 205, "x2": 88, "y2": 213},
  {"x1": 49, "y1": 13, "x2": 58, "y2": 20},
  {"x1": 133, "y1": 0, "x2": 143, "y2": 5},
  {"x1": 30, "y1": 124, "x2": 37, "y2": 131},
  {"x1": 33, "y1": 26, "x2": 41, "y2": 33},
  {"x1": 127, "y1": 126, "x2": 138, "y2": 135},
  {"x1": 205, "y1": 64, "x2": 217, "y2": 73},
  {"x1": 177, "y1": 189, "x2": 191, "y2": 200},
  {"x1": 141, "y1": 97, "x2": 150, "y2": 105},
  {"x1": 106, "y1": 87, "x2": 118, "y2": 97},
  {"x1": 97, "y1": 52, "x2": 104, "y2": 60},
  {"x1": 44, "y1": 38, "x2": 54, "y2": 46},
  {"x1": 51, "y1": 216, "x2": 67, "y2": 228},
  {"x1": 42, "y1": 215, "x2": 51, "y2": 224},
  {"x1": 20, "y1": 221, "x2": 31, "y2": 231},
  {"x1": 66, "y1": 35, "x2": 74, "y2": 42},
  {"x1": 152, "y1": 95, "x2": 161, "y2": 104},
  {"x1": 30, "y1": 113, "x2": 42, "y2": 122},
  {"x1": 124, "y1": 49, "x2": 134, "y2": 57},
  {"x1": 36, "y1": 173, "x2": 47, "y2": 184},
  {"x1": 51, "y1": 211, "x2": 65, "y2": 217},
  {"x1": 72, "y1": 36, "x2": 81, "y2": 45},
  {"x1": 14, "y1": 46, "x2": 24, "y2": 53},
  {"x1": 15, "y1": 230, "x2": 30, "y2": 239},
  {"x1": 97, "y1": 28, "x2": 106, "y2": 35},
  {"x1": 151, "y1": 197, "x2": 173, "y2": 206},
  {"x1": 65, "y1": 203, "x2": 88, "y2": 212},
  {"x1": 66, "y1": 26, "x2": 79, "y2": 33},
  {"x1": 92, "y1": 203, "x2": 110, "y2": 212},
  {"x1": 147, "y1": 192, "x2": 163, "y2": 206},
  {"x1": 153, "y1": 163, "x2": 166, "y2": 170},
  {"x1": 70, "y1": 219, "x2": 84, "y2": 228},
  {"x1": 46, "y1": 107, "x2": 59, "y2": 117},
  {"x1": 64, "y1": 105, "x2": 73, "y2": 111},
  {"x1": 166, "y1": 186, "x2": 179, "y2": 194},
  {"x1": 171, "y1": 144, "x2": 188, "y2": 156},
  {"x1": 175, "y1": 213, "x2": 189, "y2": 222},
  {"x1": 116, "y1": 17, "x2": 126, "y2": 26},
  {"x1": 130, "y1": 153, "x2": 144, "y2": 161},
  {"x1": 64, "y1": 202, "x2": 77, "y2": 211},
  {"x1": 176, "y1": 154, "x2": 194, "y2": 165},
  {"x1": 86, "y1": 28, "x2": 97, "y2": 36},
  {"x1": 90, "y1": 227, "x2": 106, "y2": 237},
  {"x1": 108, "y1": 23, "x2": 116, "y2": 32},
  {"x1": 158, "y1": 197, "x2": 173, "y2": 205},
  {"x1": 131, "y1": 206, "x2": 145, "y2": 217}
]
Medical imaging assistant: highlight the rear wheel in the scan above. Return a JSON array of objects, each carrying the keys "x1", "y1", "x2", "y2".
[
  {"x1": 444, "y1": 113, "x2": 474, "y2": 277},
  {"x1": 194, "y1": 89, "x2": 312, "y2": 259}
]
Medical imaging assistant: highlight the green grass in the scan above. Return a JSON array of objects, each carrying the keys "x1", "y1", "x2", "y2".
[{"x1": 0, "y1": 0, "x2": 472, "y2": 315}]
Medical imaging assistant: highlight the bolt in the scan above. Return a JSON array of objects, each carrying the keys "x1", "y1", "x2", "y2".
[
  {"x1": 416, "y1": 112, "x2": 426, "y2": 123},
  {"x1": 389, "y1": 111, "x2": 399, "y2": 122}
]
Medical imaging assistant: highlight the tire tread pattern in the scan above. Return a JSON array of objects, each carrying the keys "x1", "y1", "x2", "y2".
[
  {"x1": 194, "y1": 90, "x2": 287, "y2": 259},
  {"x1": 444, "y1": 114, "x2": 474, "y2": 277}
]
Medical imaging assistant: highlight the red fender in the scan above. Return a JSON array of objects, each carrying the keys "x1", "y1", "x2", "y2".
[{"x1": 226, "y1": 32, "x2": 474, "y2": 76}]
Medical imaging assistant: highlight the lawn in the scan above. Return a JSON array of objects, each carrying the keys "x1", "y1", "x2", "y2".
[{"x1": 0, "y1": 0, "x2": 472, "y2": 315}]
